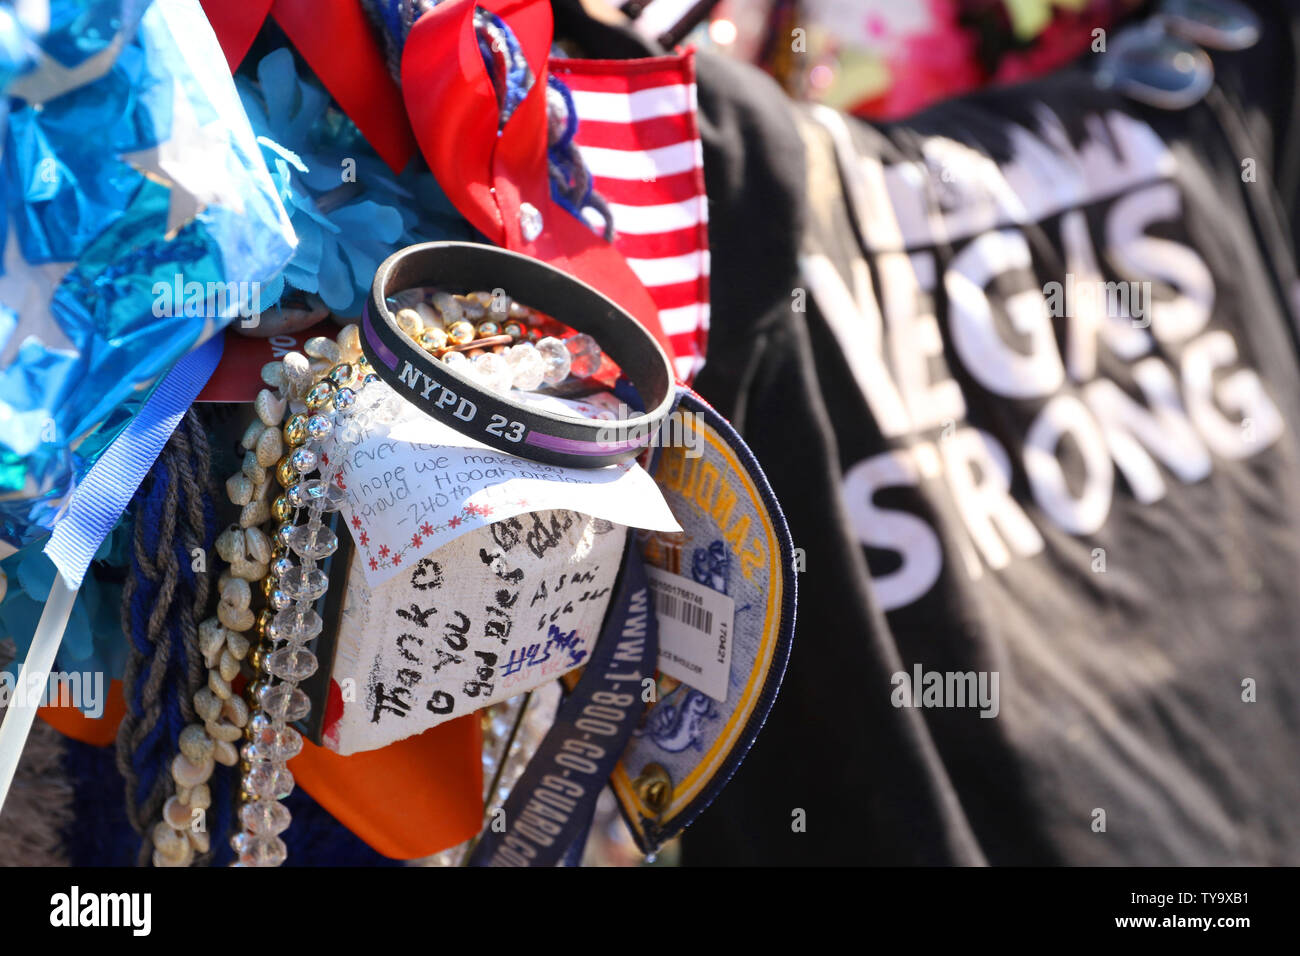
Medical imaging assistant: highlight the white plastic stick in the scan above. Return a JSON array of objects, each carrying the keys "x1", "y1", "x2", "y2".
[{"x1": 0, "y1": 572, "x2": 77, "y2": 815}]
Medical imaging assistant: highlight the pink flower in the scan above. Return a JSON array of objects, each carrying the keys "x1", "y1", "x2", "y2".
[{"x1": 851, "y1": 0, "x2": 982, "y2": 120}]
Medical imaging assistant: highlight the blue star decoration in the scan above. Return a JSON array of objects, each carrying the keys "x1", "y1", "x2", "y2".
[
  {"x1": 120, "y1": 78, "x2": 248, "y2": 240},
  {"x1": 0, "y1": 226, "x2": 75, "y2": 377}
]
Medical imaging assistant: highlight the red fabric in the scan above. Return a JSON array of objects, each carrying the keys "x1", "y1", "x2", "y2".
[
  {"x1": 199, "y1": 0, "x2": 273, "y2": 70},
  {"x1": 198, "y1": 0, "x2": 417, "y2": 174},
  {"x1": 401, "y1": 0, "x2": 675, "y2": 363}
]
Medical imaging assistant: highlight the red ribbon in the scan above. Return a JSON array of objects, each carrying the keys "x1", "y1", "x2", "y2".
[{"x1": 402, "y1": 0, "x2": 672, "y2": 358}]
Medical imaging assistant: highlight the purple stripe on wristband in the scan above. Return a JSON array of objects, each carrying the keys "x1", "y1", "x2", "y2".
[
  {"x1": 524, "y1": 430, "x2": 648, "y2": 456},
  {"x1": 362, "y1": 302, "x2": 399, "y2": 369}
]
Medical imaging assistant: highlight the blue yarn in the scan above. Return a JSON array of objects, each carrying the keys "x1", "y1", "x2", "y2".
[
  {"x1": 548, "y1": 72, "x2": 580, "y2": 144},
  {"x1": 280, "y1": 787, "x2": 405, "y2": 867},
  {"x1": 545, "y1": 73, "x2": 596, "y2": 221},
  {"x1": 475, "y1": 9, "x2": 529, "y2": 126},
  {"x1": 63, "y1": 738, "x2": 139, "y2": 866},
  {"x1": 124, "y1": 454, "x2": 176, "y2": 814},
  {"x1": 370, "y1": 0, "x2": 405, "y2": 45},
  {"x1": 498, "y1": 14, "x2": 530, "y2": 123},
  {"x1": 121, "y1": 446, "x2": 210, "y2": 836},
  {"x1": 208, "y1": 759, "x2": 235, "y2": 866}
]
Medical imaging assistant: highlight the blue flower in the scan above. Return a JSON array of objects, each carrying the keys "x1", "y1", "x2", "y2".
[
  {"x1": 1, "y1": 518, "x2": 129, "y2": 701},
  {"x1": 237, "y1": 50, "x2": 475, "y2": 318}
]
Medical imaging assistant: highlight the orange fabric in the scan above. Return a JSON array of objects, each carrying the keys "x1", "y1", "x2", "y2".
[
  {"x1": 290, "y1": 716, "x2": 484, "y2": 860},
  {"x1": 38, "y1": 678, "x2": 126, "y2": 747}
]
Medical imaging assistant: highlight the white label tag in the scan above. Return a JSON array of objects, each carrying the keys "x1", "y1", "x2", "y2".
[
  {"x1": 646, "y1": 566, "x2": 734, "y2": 703},
  {"x1": 337, "y1": 386, "x2": 681, "y2": 587}
]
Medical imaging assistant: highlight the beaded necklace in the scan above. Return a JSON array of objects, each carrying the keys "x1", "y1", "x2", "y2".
[{"x1": 153, "y1": 290, "x2": 605, "y2": 866}]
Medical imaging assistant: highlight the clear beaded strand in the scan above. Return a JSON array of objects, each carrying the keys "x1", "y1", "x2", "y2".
[{"x1": 232, "y1": 334, "x2": 367, "y2": 866}]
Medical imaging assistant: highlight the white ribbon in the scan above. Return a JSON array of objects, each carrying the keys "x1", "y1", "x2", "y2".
[{"x1": 0, "y1": 572, "x2": 77, "y2": 814}]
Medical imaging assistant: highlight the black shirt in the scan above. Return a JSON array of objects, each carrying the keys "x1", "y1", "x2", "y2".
[{"x1": 686, "y1": 17, "x2": 1300, "y2": 865}]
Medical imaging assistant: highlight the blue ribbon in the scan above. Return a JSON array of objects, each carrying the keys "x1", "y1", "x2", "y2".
[
  {"x1": 469, "y1": 533, "x2": 658, "y2": 867},
  {"x1": 44, "y1": 332, "x2": 223, "y2": 588}
]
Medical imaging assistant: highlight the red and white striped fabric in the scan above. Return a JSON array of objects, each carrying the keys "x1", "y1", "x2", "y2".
[{"x1": 553, "y1": 54, "x2": 710, "y2": 382}]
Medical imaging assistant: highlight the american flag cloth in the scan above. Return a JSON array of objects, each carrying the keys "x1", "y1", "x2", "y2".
[{"x1": 553, "y1": 54, "x2": 711, "y2": 382}]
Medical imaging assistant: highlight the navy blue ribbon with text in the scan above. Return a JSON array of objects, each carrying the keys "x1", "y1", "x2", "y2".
[{"x1": 469, "y1": 532, "x2": 657, "y2": 867}]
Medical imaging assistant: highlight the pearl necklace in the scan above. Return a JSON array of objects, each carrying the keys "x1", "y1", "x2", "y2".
[{"x1": 389, "y1": 288, "x2": 603, "y2": 392}]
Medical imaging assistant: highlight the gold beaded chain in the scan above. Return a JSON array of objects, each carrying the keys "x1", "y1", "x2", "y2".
[{"x1": 239, "y1": 352, "x2": 371, "y2": 807}]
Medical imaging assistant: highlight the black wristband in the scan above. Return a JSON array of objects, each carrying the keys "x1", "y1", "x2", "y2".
[{"x1": 361, "y1": 242, "x2": 675, "y2": 468}]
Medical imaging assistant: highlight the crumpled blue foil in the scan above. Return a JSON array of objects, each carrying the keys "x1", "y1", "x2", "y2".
[{"x1": 0, "y1": 0, "x2": 295, "y2": 553}]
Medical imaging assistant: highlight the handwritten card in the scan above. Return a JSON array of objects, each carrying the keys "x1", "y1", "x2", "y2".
[
  {"x1": 337, "y1": 388, "x2": 680, "y2": 587},
  {"x1": 325, "y1": 509, "x2": 625, "y2": 755}
]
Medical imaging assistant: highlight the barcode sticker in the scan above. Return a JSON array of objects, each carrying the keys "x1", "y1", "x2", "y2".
[{"x1": 645, "y1": 566, "x2": 735, "y2": 703}]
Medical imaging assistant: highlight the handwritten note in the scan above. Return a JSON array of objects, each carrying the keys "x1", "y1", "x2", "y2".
[
  {"x1": 325, "y1": 509, "x2": 624, "y2": 755},
  {"x1": 338, "y1": 388, "x2": 680, "y2": 587}
]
